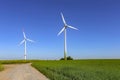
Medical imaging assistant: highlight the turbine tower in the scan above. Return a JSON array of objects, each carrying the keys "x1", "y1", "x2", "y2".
[
  {"x1": 58, "y1": 13, "x2": 78, "y2": 60},
  {"x1": 19, "y1": 30, "x2": 34, "y2": 60}
]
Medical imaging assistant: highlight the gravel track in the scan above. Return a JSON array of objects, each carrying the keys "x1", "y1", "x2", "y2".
[{"x1": 0, "y1": 63, "x2": 49, "y2": 80}]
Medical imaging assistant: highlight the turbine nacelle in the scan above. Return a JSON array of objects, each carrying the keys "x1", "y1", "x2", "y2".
[{"x1": 64, "y1": 25, "x2": 67, "y2": 29}]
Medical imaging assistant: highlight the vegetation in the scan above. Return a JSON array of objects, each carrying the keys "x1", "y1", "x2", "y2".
[
  {"x1": 60, "y1": 56, "x2": 73, "y2": 60},
  {"x1": 0, "y1": 59, "x2": 120, "y2": 80},
  {"x1": 32, "y1": 59, "x2": 120, "y2": 80},
  {"x1": 0, "y1": 64, "x2": 4, "y2": 71},
  {"x1": 0, "y1": 60, "x2": 30, "y2": 64}
]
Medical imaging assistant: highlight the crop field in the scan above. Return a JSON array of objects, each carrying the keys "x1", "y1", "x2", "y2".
[
  {"x1": 0, "y1": 59, "x2": 120, "y2": 80},
  {"x1": 0, "y1": 64, "x2": 4, "y2": 71},
  {"x1": 0, "y1": 60, "x2": 30, "y2": 64},
  {"x1": 31, "y1": 60, "x2": 120, "y2": 80}
]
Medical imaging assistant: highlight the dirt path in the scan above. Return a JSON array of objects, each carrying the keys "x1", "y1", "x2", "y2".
[{"x1": 0, "y1": 63, "x2": 49, "y2": 80}]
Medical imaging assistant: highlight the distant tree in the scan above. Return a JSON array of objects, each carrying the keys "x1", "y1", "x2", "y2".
[
  {"x1": 60, "y1": 57, "x2": 64, "y2": 60},
  {"x1": 67, "y1": 56, "x2": 73, "y2": 60},
  {"x1": 60, "y1": 56, "x2": 73, "y2": 60}
]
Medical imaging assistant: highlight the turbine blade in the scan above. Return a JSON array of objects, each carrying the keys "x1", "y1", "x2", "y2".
[
  {"x1": 19, "y1": 40, "x2": 25, "y2": 45},
  {"x1": 61, "y1": 13, "x2": 66, "y2": 25},
  {"x1": 57, "y1": 27, "x2": 65, "y2": 36},
  {"x1": 27, "y1": 38, "x2": 34, "y2": 42},
  {"x1": 23, "y1": 32, "x2": 26, "y2": 39},
  {"x1": 68, "y1": 26, "x2": 78, "y2": 30}
]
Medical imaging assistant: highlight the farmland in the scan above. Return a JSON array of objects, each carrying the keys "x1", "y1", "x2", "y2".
[
  {"x1": 0, "y1": 60, "x2": 30, "y2": 64},
  {"x1": 0, "y1": 59, "x2": 120, "y2": 80},
  {"x1": 31, "y1": 59, "x2": 120, "y2": 80},
  {"x1": 0, "y1": 64, "x2": 4, "y2": 71}
]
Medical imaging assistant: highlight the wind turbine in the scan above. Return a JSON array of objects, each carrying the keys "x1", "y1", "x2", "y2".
[
  {"x1": 19, "y1": 30, "x2": 34, "y2": 60},
  {"x1": 58, "y1": 13, "x2": 78, "y2": 60}
]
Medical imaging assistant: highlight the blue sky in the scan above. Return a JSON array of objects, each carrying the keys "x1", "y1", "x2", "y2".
[{"x1": 0, "y1": 0, "x2": 120, "y2": 59}]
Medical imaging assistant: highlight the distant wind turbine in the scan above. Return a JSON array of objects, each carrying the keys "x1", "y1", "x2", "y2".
[
  {"x1": 58, "y1": 13, "x2": 78, "y2": 60},
  {"x1": 19, "y1": 30, "x2": 34, "y2": 60}
]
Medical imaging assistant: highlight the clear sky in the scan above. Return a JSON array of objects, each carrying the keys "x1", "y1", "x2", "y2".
[{"x1": 0, "y1": 0, "x2": 120, "y2": 60}]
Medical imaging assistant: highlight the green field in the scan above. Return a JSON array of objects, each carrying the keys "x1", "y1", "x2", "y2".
[
  {"x1": 0, "y1": 60, "x2": 30, "y2": 64},
  {"x1": 31, "y1": 60, "x2": 120, "y2": 80},
  {"x1": 0, "y1": 59, "x2": 120, "y2": 80},
  {"x1": 0, "y1": 64, "x2": 4, "y2": 71}
]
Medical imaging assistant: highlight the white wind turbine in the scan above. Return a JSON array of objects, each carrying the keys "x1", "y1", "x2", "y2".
[
  {"x1": 19, "y1": 30, "x2": 34, "y2": 60},
  {"x1": 58, "y1": 13, "x2": 78, "y2": 60}
]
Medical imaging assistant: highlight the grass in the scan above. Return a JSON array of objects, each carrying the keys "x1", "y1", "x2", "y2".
[
  {"x1": 31, "y1": 59, "x2": 120, "y2": 80},
  {"x1": 0, "y1": 64, "x2": 4, "y2": 71},
  {"x1": 0, "y1": 59, "x2": 120, "y2": 80},
  {"x1": 0, "y1": 60, "x2": 30, "y2": 64}
]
